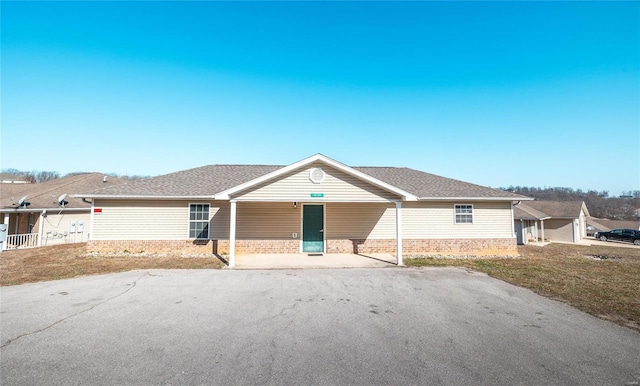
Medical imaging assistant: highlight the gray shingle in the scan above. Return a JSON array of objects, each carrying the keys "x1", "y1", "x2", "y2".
[
  {"x1": 82, "y1": 165, "x2": 282, "y2": 197},
  {"x1": 354, "y1": 167, "x2": 526, "y2": 199},
  {"x1": 78, "y1": 163, "x2": 529, "y2": 200},
  {"x1": 520, "y1": 201, "x2": 587, "y2": 219},
  {"x1": 513, "y1": 204, "x2": 551, "y2": 221},
  {"x1": 1, "y1": 173, "x2": 128, "y2": 210}
]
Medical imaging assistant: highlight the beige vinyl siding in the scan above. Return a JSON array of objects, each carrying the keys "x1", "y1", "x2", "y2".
[
  {"x1": 209, "y1": 202, "x2": 230, "y2": 239},
  {"x1": 92, "y1": 200, "x2": 230, "y2": 240},
  {"x1": 543, "y1": 219, "x2": 574, "y2": 242},
  {"x1": 235, "y1": 162, "x2": 399, "y2": 202},
  {"x1": 236, "y1": 202, "x2": 299, "y2": 239},
  {"x1": 326, "y1": 203, "x2": 395, "y2": 239},
  {"x1": 41, "y1": 211, "x2": 91, "y2": 245},
  {"x1": 402, "y1": 202, "x2": 514, "y2": 239},
  {"x1": 90, "y1": 199, "x2": 514, "y2": 241}
]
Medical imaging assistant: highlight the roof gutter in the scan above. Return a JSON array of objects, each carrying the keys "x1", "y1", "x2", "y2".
[
  {"x1": 72, "y1": 194, "x2": 217, "y2": 200},
  {"x1": 418, "y1": 196, "x2": 534, "y2": 202},
  {"x1": 0, "y1": 207, "x2": 90, "y2": 213}
]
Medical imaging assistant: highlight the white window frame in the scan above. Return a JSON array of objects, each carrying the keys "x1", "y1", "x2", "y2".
[
  {"x1": 188, "y1": 203, "x2": 210, "y2": 239},
  {"x1": 454, "y1": 204, "x2": 474, "y2": 224}
]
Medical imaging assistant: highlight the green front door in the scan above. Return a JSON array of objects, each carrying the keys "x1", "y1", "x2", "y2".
[{"x1": 303, "y1": 205, "x2": 324, "y2": 253}]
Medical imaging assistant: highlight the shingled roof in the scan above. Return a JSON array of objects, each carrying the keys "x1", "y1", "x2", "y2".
[
  {"x1": 77, "y1": 155, "x2": 529, "y2": 201},
  {"x1": 587, "y1": 218, "x2": 640, "y2": 232},
  {"x1": 353, "y1": 167, "x2": 523, "y2": 199},
  {"x1": 0, "y1": 173, "x2": 127, "y2": 211},
  {"x1": 513, "y1": 203, "x2": 551, "y2": 221},
  {"x1": 514, "y1": 201, "x2": 589, "y2": 220}
]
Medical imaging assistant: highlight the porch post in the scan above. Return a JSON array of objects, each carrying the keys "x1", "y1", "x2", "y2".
[
  {"x1": 534, "y1": 221, "x2": 539, "y2": 244},
  {"x1": 37, "y1": 210, "x2": 46, "y2": 247},
  {"x1": 229, "y1": 200, "x2": 237, "y2": 268},
  {"x1": 2, "y1": 215, "x2": 9, "y2": 251},
  {"x1": 540, "y1": 220, "x2": 545, "y2": 243},
  {"x1": 396, "y1": 202, "x2": 403, "y2": 266}
]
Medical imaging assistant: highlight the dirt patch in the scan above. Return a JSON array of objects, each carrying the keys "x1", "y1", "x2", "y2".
[{"x1": 0, "y1": 243, "x2": 225, "y2": 286}]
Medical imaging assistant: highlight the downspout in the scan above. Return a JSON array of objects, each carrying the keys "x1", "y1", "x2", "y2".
[{"x1": 510, "y1": 202, "x2": 516, "y2": 239}]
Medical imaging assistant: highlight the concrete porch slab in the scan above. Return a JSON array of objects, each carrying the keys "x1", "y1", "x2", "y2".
[{"x1": 233, "y1": 253, "x2": 399, "y2": 269}]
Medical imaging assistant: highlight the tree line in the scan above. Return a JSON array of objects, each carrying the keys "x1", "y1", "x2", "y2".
[
  {"x1": 502, "y1": 186, "x2": 640, "y2": 221},
  {"x1": 2, "y1": 169, "x2": 148, "y2": 183}
]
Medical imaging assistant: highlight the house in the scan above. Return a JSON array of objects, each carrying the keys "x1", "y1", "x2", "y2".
[
  {"x1": 513, "y1": 201, "x2": 590, "y2": 244},
  {"x1": 76, "y1": 154, "x2": 530, "y2": 266},
  {"x1": 0, "y1": 173, "x2": 127, "y2": 250},
  {"x1": 513, "y1": 204, "x2": 551, "y2": 245},
  {"x1": 586, "y1": 218, "x2": 640, "y2": 237}
]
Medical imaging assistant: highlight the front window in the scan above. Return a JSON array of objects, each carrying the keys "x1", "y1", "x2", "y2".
[
  {"x1": 189, "y1": 204, "x2": 210, "y2": 239},
  {"x1": 455, "y1": 204, "x2": 473, "y2": 224}
]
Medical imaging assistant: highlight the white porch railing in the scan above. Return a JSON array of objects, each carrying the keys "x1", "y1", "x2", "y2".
[{"x1": 3, "y1": 233, "x2": 39, "y2": 250}]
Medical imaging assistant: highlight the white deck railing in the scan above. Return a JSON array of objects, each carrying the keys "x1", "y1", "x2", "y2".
[{"x1": 4, "y1": 233, "x2": 39, "y2": 250}]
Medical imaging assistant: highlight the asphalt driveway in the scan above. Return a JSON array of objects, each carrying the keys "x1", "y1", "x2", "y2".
[{"x1": 2, "y1": 268, "x2": 639, "y2": 385}]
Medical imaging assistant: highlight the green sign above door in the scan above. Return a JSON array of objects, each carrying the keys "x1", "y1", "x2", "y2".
[{"x1": 310, "y1": 193, "x2": 324, "y2": 197}]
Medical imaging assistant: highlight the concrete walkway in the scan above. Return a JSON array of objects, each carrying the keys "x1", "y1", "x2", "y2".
[{"x1": 234, "y1": 253, "x2": 399, "y2": 269}]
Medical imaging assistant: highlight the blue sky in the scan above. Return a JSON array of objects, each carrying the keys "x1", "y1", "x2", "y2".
[{"x1": 2, "y1": 1, "x2": 638, "y2": 195}]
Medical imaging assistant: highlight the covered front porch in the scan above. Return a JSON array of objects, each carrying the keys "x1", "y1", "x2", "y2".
[
  {"x1": 224, "y1": 200, "x2": 405, "y2": 268},
  {"x1": 232, "y1": 252, "x2": 398, "y2": 269}
]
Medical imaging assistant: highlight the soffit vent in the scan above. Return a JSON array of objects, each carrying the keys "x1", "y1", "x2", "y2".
[{"x1": 309, "y1": 168, "x2": 326, "y2": 184}]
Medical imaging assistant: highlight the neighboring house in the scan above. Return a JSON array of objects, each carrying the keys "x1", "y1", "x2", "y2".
[
  {"x1": 513, "y1": 204, "x2": 551, "y2": 245},
  {"x1": 513, "y1": 201, "x2": 590, "y2": 244},
  {"x1": 0, "y1": 173, "x2": 31, "y2": 184},
  {"x1": 586, "y1": 218, "x2": 640, "y2": 236},
  {"x1": 0, "y1": 173, "x2": 127, "y2": 250},
  {"x1": 76, "y1": 154, "x2": 530, "y2": 266}
]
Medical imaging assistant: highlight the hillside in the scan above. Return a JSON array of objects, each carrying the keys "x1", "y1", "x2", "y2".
[{"x1": 502, "y1": 187, "x2": 640, "y2": 221}]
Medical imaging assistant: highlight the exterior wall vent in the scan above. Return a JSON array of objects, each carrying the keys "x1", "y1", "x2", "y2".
[{"x1": 309, "y1": 168, "x2": 326, "y2": 184}]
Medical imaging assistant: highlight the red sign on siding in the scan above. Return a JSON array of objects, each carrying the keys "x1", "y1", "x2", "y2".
[{"x1": 94, "y1": 208, "x2": 102, "y2": 213}]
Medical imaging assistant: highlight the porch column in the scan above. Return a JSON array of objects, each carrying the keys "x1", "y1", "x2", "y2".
[
  {"x1": 37, "y1": 210, "x2": 46, "y2": 247},
  {"x1": 396, "y1": 202, "x2": 403, "y2": 266},
  {"x1": 1, "y1": 215, "x2": 9, "y2": 251},
  {"x1": 520, "y1": 219, "x2": 526, "y2": 245},
  {"x1": 540, "y1": 220, "x2": 545, "y2": 243},
  {"x1": 229, "y1": 200, "x2": 237, "y2": 268},
  {"x1": 534, "y1": 221, "x2": 539, "y2": 244}
]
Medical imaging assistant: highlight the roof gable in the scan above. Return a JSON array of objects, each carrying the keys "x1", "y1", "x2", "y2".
[
  {"x1": 216, "y1": 154, "x2": 417, "y2": 201},
  {"x1": 232, "y1": 161, "x2": 402, "y2": 202}
]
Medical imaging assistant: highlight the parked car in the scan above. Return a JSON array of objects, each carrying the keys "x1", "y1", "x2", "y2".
[{"x1": 595, "y1": 228, "x2": 640, "y2": 245}]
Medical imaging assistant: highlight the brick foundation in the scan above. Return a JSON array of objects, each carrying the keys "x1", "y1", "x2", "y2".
[
  {"x1": 87, "y1": 239, "x2": 230, "y2": 255},
  {"x1": 88, "y1": 238, "x2": 517, "y2": 256},
  {"x1": 327, "y1": 238, "x2": 517, "y2": 256}
]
